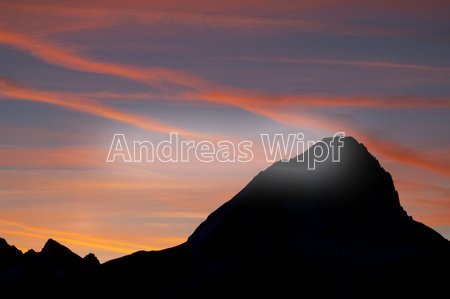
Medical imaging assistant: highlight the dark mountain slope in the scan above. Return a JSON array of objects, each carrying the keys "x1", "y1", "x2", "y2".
[{"x1": 100, "y1": 137, "x2": 449, "y2": 296}]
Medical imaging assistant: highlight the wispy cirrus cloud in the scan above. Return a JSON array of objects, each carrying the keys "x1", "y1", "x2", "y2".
[
  {"x1": 192, "y1": 91, "x2": 450, "y2": 109},
  {"x1": 3, "y1": 73, "x2": 449, "y2": 178},
  {"x1": 0, "y1": 21, "x2": 449, "y2": 179},
  {"x1": 1, "y1": 30, "x2": 449, "y2": 179},
  {"x1": 2, "y1": 28, "x2": 449, "y2": 110},
  {"x1": 235, "y1": 107, "x2": 450, "y2": 178},
  {"x1": 0, "y1": 78, "x2": 208, "y2": 139},
  {"x1": 0, "y1": 29, "x2": 212, "y2": 91},
  {"x1": 232, "y1": 56, "x2": 450, "y2": 74},
  {"x1": 7, "y1": 88, "x2": 449, "y2": 182},
  {"x1": 3, "y1": 0, "x2": 450, "y2": 41},
  {"x1": 0, "y1": 220, "x2": 181, "y2": 257},
  {"x1": 0, "y1": 2, "x2": 413, "y2": 38}
]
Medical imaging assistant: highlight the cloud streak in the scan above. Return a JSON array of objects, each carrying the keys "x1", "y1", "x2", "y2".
[
  {"x1": 2, "y1": 28, "x2": 449, "y2": 111},
  {"x1": 0, "y1": 19, "x2": 449, "y2": 179},
  {"x1": 4, "y1": 0, "x2": 449, "y2": 42},
  {"x1": 1, "y1": 63, "x2": 449, "y2": 179},
  {"x1": 234, "y1": 57, "x2": 450, "y2": 74},
  {"x1": 0, "y1": 220, "x2": 180, "y2": 256},
  {"x1": 0, "y1": 78, "x2": 209, "y2": 139},
  {"x1": 0, "y1": 29, "x2": 211, "y2": 91},
  {"x1": 193, "y1": 91, "x2": 450, "y2": 109},
  {"x1": 0, "y1": 2, "x2": 412, "y2": 38}
]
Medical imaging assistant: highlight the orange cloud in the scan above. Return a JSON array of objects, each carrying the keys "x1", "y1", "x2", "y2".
[
  {"x1": 0, "y1": 220, "x2": 180, "y2": 255},
  {"x1": 0, "y1": 19, "x2": 448, "y2": 180},
  {"x1": 4, "y1": 0, "x2": 448, "y2": 40},
  {"x1": 0, "y1": 28, "x2": 211, "y2": 91},
  {"x1": 1, "y1": 27, "x2": 448, "y2": 112},
  {"x1": 228, "y1": 106, "x2": 450, "y2": 178},
  {"x1": 2, "y1": 76, "x2": 449, "y2": 178},
  {"x1": 233, "y1": 57, "x2": 450, "y2": 74},
  {"x1": 396, "y1": 179, "x2": 450, "y2": 197},
  {"x1": 0, "y1": 125, "x2": 89, "y2": 144},
  {"x1": 178, "y1": 90, "x2": 450, "y2": 179},
  {"x1": 66, "y1": 89, "x2": 450, "y2": 109},
  {"x1": 389, "y1": 179, "x2": 450, "y2": 226},
  {"x1": 363, "y1": 137, "x2": 450, "y2": 178},
  {"x1": 0, "y1": 78, "x2": 210, "y2": 139},
  {"x1": 0, "y1": 146, "x2": 101, "y2": 169},
  {"x1": 193, "y1": 91, "x2": 450, "y2": 109}
]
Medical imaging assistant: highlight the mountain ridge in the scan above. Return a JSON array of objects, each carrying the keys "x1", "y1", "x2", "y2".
[{"x1": 1, "y1": 136, "x2": 449, "y2": 296}]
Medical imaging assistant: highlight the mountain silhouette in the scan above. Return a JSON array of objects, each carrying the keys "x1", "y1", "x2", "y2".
[
  {"x1": 1, "y1": 137, "x2": 449, "y2": 296},
  {"x1": 0, "y1": 238, "x2": 99, "y2": 292}
]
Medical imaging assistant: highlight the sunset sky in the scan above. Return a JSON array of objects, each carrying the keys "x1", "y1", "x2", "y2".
[{"x1": 1, "y1": 0, "x2": 449, "y2": 261}]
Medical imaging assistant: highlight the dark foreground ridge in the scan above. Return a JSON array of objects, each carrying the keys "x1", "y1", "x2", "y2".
[{"x1": 1, "y1": 137, "x2": 449, "y2": 296}]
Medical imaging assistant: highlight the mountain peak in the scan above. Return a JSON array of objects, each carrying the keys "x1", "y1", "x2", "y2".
[
  {"x1": 42, "y1": 238, "x2": 63, "y2": 252},
  {"x1": 264, "y1": 136, "x2": 399, "y2": 209},
  {"x1": 41, "y1": 238, "x2": 79, "y2": 259},
  {"x1": 0, "y1": 237, "x2": 22, "y2": 254},
  {"x1": 189, "y1": 136, "x2": 407, "y2": 248},
  {"x1": 24, "y1": 248, "x2": 37, "y2": 256},
  {"x1": 0, "y1": 237, "x2": 8, "y2": 248},
  {"x1": 274, "y1": 135, "x2": 377, "y2": 170},
  {"x1": 83, "y1": 253, "x2": 100, "y2": 266}
]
